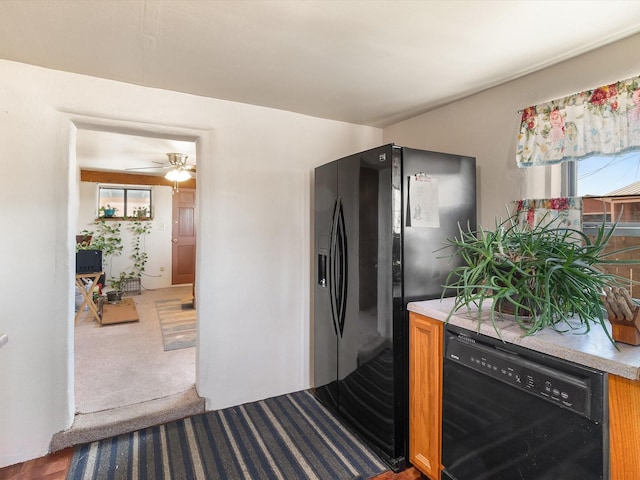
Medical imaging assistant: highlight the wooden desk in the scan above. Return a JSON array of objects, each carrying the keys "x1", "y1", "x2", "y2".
[{"x1": 75, "y1": 272, "x2": 103, "y2": 324}]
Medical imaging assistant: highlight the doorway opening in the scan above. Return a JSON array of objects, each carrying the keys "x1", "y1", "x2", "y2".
[{"x1": 62, "y1": 119, "x2": 205, "y2": 447}]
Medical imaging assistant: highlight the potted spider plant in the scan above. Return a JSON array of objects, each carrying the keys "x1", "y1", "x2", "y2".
[{"x1": 442, "y1": 213, "x2": 640, "y2": 345}]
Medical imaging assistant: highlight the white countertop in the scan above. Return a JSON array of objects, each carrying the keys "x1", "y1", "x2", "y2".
[
  {"x1": 0, "y1": 333, "x2": 7, "y2": 349},
  {"x1": 408, "y1": 297, "x2": 640, "y2": 380}
]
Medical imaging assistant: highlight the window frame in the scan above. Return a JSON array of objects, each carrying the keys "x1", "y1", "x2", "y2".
[
  {"x1": 98, "y1": 185, "x2": 153, "y2": 219},
  {"x1": 561, "y1": 161, "x2": 577, "y2": 198}
]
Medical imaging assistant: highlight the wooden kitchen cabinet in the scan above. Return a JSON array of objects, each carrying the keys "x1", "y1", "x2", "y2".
[
  {"x1": 409, "y1": 299, "x2": 640, "y2": 480},
  {"x1": 609, "y1": 374, "x2": 640, "y2": 479},
  {"x1": 409, "y1": 312, "x2": 443, "y2": 480}
]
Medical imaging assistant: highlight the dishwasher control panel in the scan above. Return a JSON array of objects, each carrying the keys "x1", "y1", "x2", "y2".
[{"x1": 445, "y1": 332, "x2": 593, "y2": 419}]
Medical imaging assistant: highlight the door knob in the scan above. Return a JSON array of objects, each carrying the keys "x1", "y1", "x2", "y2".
[{"x1": 173, "y1": 238, "x2": 178, "y2": 243}]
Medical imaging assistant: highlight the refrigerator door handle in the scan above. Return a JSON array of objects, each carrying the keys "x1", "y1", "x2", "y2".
[
  {"x1": 329, "y1": 198, "x2": 348, "y2": 338},
  {"x1": 328, "y1": 199, "x2": 339, "y2": 336},
  {"x1": 336, "y1": 200, "x2": 348, "y2": 337}
]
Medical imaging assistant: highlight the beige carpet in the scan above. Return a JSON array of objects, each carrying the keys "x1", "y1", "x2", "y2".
[
  {"x1": 51, "y1": 387, "x2": 204, "y2": 452},
  {"x1": 53, "y1": 285, "x2": 204, "y2": 451},
  {"x1": 74, "y1": 285, "x2": 197, "y2": 413}
]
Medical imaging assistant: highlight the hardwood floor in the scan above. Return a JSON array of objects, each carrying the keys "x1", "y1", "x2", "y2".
[
  {"x1": 374, "y1": 467, "x2": 424, "y2": 479},
  {"x1": 0, "y1": 449, "x2": 73, "y2": 480},
  {"x1": 0, "y1": 448, "x2": 423, "y2": 479}
]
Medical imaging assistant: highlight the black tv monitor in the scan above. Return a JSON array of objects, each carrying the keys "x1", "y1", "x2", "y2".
[{"x1": 76, "y1": 249, "x2": 102, "y2": 274}]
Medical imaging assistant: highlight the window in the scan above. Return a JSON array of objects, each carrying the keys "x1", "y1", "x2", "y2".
[
  {"x1": 565, "y1": 151, "x2": 640, "y2": 230},
  {"x1": 99, "y1": 186, "x2": 152, "y2": 218},
  {"x1": 564, "y1": 150, "x2": 640, "y2": 295},
  {"x1": 568, "y1": 151, "x2": 640, "y2": 197}
]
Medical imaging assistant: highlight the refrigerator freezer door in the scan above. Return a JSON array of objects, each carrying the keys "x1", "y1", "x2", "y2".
[
  {"x1": 313, "y1": 160, "x2": 339, "y2": 410},
  {"x1": 336, "y1": 146, "x2": 399, "y2": 463}
]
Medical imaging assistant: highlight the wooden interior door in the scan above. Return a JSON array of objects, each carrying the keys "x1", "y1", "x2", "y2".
[{"x1": 172, "y1": 189, "x2": 196, "y2": 285}]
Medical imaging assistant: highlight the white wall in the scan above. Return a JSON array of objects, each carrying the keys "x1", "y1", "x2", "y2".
[
  {"x1": 77, "y1": 182, "x2": 173, "y2": 290},
  {"x1": 384, "y1": 33, "x2": 640, "y2": 228},
  {"x1": 0, "y1": 58, "x2": 381, "y2": 467},
  {"x1": 3, "y1": 30, "x2": 639, "y2": 468}
]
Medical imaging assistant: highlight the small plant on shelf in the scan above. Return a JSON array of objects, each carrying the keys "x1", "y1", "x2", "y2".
[
  {"x1": 132, "y1": 206, "x2": 150, "y2": 218},
  {"x1": 99, "y1": 205, "x2": 118, "y2": 218}
]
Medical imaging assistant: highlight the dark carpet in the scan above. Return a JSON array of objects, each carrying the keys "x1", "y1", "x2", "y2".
[{"x1": 66, "y1": 389, "x2": 388, "y2": 479}]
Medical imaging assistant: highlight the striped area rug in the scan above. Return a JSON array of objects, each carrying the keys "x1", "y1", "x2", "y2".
[
  {"x1": 66, "y1": 390, "x2": 388, "y2": 480},
  {"x1": 155, "y1": 298, "x2": 196, "y2": 351}
]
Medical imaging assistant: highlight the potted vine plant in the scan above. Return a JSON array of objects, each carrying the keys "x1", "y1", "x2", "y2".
[
  {"x1": 79, "y1": 218, "x2": 123, "y2": 259},
  {"x1": 441, "y1": 213, "x2": 640, "y2": 345},
  {"x1": 108, "y1": 219, "x2": 152, "y2": 298},
  {"x1": 128, "y1": 219, "x2": 152, "y2": 278},
  {"x1": 106, "y1": 272, "x2": 126, "y2": 302}
]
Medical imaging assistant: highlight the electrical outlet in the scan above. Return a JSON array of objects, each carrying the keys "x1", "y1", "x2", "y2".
[{"x1": 160, "y1": 267, "x2": 165, "y2": 272}]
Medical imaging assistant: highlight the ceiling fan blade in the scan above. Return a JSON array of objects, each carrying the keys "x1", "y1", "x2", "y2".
[
  {"x1": 122, "y1": 154, "x2": 195, "y2": 174},
  {"x1": 125, "y1": 165, "x2": 171, "y2": 171}
]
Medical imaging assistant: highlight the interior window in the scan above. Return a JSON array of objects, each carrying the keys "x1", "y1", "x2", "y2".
[{"x1": 98, "y1": 186, "x2": 152, "y2": 218}]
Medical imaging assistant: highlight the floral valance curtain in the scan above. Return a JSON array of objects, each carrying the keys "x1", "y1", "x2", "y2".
[
  {"x1": 516, "y1": 74, "x2": 640, "y2": 167},
  {"x1": 514, "y1": 197, "x2": 582, "y2": 230}
]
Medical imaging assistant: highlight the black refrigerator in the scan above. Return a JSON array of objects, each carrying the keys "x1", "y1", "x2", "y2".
[{"x1": 312, "y1": 144, "x2": 476, "y2": 470}]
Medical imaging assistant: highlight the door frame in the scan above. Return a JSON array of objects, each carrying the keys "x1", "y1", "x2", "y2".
[{"x1": 63, "y1": 112, "x2": 211, "y2": 427}]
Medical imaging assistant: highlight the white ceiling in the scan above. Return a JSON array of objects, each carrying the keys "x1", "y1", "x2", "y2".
[
  {"x1": 2, "y1": 0, "x2": 640, "y2": 173},
  {"x1": 75, "y1": 129, "x2": 197, "y2": 175}
]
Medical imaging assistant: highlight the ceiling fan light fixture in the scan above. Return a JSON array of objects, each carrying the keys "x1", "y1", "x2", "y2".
[
  {"x1": 165, "y1": 169, "x2": 191, "y2": 182},
  {"x1": 167, "y1": 152, "x2": 189, "y2": 167}
]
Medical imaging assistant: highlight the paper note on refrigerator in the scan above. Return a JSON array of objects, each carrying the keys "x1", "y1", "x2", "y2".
[{"x1": 408, "y1": 174, "x2": 439, "y2": 228}]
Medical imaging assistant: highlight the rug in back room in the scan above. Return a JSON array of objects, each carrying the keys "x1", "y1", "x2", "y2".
[
  {"x1": 155, "y1": 298, "x2": 196, "y2": 351},
  {"x1": 66, "y1": 389, "x2": 388, "y2": 480}
]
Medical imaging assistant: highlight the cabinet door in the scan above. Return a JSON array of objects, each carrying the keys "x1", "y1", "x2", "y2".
[
  {"x1": 409, "y1": 312, "x2": 443, "y2": 480},
  {"x1": 609, "y1": 374, "x2": 640, "y2": 479}
]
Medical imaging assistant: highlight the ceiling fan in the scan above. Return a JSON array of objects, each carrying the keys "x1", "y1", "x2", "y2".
[
  {"x1": 125, "y1": 153, "x2": 196, "y2": 177},
  {"x1": 126, "y1": 153, "x2": 196, "y2": 192}
]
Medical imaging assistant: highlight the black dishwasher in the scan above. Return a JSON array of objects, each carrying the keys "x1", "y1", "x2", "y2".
[{"x1": 442, "y1": 325, "x2": 608, "y2": 480}]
